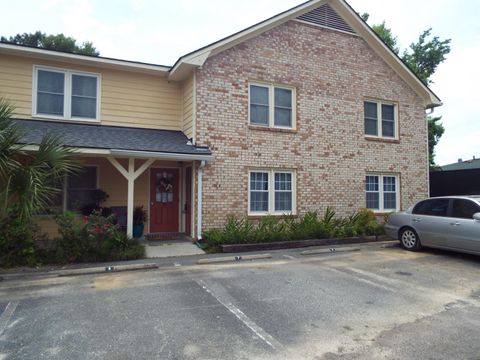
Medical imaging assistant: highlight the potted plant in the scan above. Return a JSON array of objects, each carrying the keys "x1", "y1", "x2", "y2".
[{"x1": 132, "y1": 206, "x2": 147, "y2": 238}]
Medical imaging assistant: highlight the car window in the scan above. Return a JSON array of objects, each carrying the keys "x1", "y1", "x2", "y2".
[
  {"x1": 413, "y1": 199, "x2": 450, "y2": 217},
  {"x1": 451, "y1": 199, "x2": 480, "y2": 219}
]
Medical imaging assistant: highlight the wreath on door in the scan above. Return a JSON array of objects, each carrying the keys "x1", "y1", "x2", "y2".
[{"x1": 156, "y1": 172, "x2": 173, "y2": 203}]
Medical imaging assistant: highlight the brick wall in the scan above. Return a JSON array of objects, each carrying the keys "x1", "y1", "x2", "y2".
[{"x1": 195, "y1": 21, "x2": 428, "y2": 230}]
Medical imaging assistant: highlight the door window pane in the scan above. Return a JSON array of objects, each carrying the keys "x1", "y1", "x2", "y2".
[
  {"x1": 37, "y1": 70, "x2": 65, "y2": 116},
  {"x1": 451, "y1": 199, "x2": 480, "y2": 219}
]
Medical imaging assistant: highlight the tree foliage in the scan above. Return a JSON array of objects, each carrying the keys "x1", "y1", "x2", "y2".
[
  {"x1": 1, "y1": 31, "x2": 99, "y2": 56},
  {"x1": 0, "y1": 98, "x2": 80, "y2": 220},
  {"x1": 372, "y1": 22, "x2": 399, "y2": 54},
  {"x1": 428, "y1": 116, "x2": 445, "y2": 170},
  {"x1": 362, "y1": 13, "x2": 450, "y2": 169},
  {"x1": 402, "y1": 29, "x2": 451, "y2": 85}
]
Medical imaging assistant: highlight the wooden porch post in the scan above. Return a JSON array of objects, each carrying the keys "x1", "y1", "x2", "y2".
[{"x1": 107, "y1": 157, "x2": 155, "y2": 238}]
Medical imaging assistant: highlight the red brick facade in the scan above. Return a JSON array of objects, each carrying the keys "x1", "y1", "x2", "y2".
[{"x1": 195, "y1": 20, "x2": 428, "y2": 230}]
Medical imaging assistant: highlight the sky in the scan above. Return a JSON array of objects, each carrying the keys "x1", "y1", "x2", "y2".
[{"x1": 0, "y1": 0, "x2": 479, "y2": 166}]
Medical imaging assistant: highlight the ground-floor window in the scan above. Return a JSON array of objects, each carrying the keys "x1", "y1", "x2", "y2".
[
  {"x1": 365, "y1": 173, "x2": 399, "y2": 212},
  {"x1": 46, "y1": 166, "x2": 99, "y2": 214},
  {"x1": 248, "y1": 169, "x2": 296, "y2": 215}
]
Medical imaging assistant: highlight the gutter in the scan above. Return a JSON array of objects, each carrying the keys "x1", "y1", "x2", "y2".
[{"x1": 22, "y1": 145, "x2": 213, "y2": 161}]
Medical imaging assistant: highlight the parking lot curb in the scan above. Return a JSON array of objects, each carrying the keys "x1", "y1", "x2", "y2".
[
  {"x1": 197, "y1": 253, "x2": 272, "y2": 265},
  {"x1": 300, "y1": 247, "x2": 361, "y2": 256},
  {"x1": 57, "y1": 263, "x2": 159, "y2": 277}
]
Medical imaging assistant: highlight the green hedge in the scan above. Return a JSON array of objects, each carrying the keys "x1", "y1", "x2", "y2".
[
  {"x1": 202, "y1": 208, "x2": 384, "y2": 252},
  {"x1": 0, "y1": 209, "x2": 145, "y2": 268}
]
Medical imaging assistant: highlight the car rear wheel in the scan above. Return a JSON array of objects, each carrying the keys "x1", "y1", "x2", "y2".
[{"x1": 400, "y1": 228, "x2": 422, "y2": 251}]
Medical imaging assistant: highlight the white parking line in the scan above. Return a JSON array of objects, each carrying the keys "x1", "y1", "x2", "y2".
[
  {"x1": 282, "y1": 255, "x2": 296, "y2": 260},
  {"x1": 326, "y1": 267, "x2": 397, "y2": 293},
  {"x1": 0, "y1": 301, "x2": 19, "y2": 336},
  {"x1": 194, "y1": 278, "x2": 283, "y2": 351}
]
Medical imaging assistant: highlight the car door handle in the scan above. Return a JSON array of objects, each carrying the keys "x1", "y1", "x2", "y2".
[
  {"x1": 450, "y1": 222, "x2": 460, "y2": 226},
  {"x1": 412, "y1": 218, "x2": 421, "y2": 223}
]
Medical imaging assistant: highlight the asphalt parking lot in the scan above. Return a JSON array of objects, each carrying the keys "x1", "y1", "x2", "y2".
[{"x1": 1, "y1": 243, "x2": 480, "y2": 360}]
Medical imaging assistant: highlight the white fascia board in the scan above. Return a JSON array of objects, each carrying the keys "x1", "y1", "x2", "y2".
[
  {"x1": 0, "y1": 43, "x2": 171, "y2": 75},
  {"x1": 21, "y1": 144, "x2": 111, "y2": 155},
  {"x1": 22, "y1": 145, "x2": 214, "y2": 161},
  {"x1": 110, "y1": 149, "x2": 214, "y2": 161}
]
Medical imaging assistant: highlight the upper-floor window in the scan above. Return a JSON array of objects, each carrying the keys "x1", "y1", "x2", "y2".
[
  {"x1": 366, "y1": 174, "x2": 399, "y2": 212},
  {"x1": 364, "y1": 100, "x2": 397, "y2": 139},
  {"x1": 249, "y1": 83, "x2": 295, "y2": 129},
  {"x1": 34, "y1": 66, "x2": 100, "y2": 122}
]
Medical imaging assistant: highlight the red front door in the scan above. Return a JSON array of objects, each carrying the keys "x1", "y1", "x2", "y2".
[{"x1": 150, "y1": 169, "x2": 179, "y2": 233}]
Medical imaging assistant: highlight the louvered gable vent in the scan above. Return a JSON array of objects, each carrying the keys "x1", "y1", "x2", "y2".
[{"x1": 297, "y1": 3, "x2": 356, "y2": 34}]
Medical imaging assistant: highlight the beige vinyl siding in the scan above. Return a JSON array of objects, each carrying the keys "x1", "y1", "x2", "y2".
[
  {"x1": 0, "y1": 54, "x2": 183, "y2": 130},
  {"x1": 181, "y1": 73, "x2": 195, "y2": 139}
]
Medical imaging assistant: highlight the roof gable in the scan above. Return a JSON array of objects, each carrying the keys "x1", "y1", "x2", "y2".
[{"x1": 168, "y1": 0, "x2": 441, "y2": 109}]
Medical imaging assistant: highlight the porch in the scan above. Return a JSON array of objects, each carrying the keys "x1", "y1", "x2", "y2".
[{"x1": 16, "y1": 119, "x2": 213, "y2": 239}]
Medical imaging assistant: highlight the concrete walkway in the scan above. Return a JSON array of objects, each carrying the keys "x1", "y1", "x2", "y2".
[{"x1": 144, "y1": 240, "x2": 205, "y2": 258}]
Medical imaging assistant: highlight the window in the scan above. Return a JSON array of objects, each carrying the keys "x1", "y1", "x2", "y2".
[
  {"x1": 364, "y1": 100, "x2": 397, "y2": 138},
  {"x1": 34, "y1": 66, "x2": 100, "y2": 121},
  {"x1": 413, "y1": 199, "x2": 449, "y2": 217},
  {"x1": 365, "y1": 174, "x2": 399, "y2": 212},
  {"x1": 249, "y1": 170, "x2": 296, "y2": 215},
  {"x1": 249, "y1": 83, "x2": 295, "y2": 128},
  {"x1": 67, "y1": 166, "x2": 99, "y2": 212},
  {"x1": 42, "y1": 166, "x2": 99, "y2": 214},
  {"x1": 451, "y1": 199, "x2": 480, "y2": 219}
]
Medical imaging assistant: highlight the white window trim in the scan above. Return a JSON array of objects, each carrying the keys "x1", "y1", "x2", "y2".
[
  {"x1": 366, "y1": 173, "x2": 400, "y2": 213},
  {"x1": 364, "y1": 99, "x2": 399, "y2": 140},
  {"x1": 248, "y1": 169, "x2": 297, "y2": 216},
  {"x1": 33, "y1": 65, "x2": 101, "y2": 123},
  {"x1": 248, "y1": 82, "x2": 296, "y2": 130}
]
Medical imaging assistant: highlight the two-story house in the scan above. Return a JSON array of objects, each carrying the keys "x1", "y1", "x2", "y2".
[{"x1": 0, "y1": 0, "x2": 441, "y2": 240}]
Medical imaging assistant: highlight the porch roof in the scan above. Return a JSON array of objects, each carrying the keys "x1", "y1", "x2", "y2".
[{"x1": 14, "y1": 119, "x2": 213, "y2": 160}]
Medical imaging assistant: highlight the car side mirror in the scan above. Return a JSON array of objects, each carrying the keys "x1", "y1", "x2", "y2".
[{"x1": 473, "y1": 212, "x2": 480, "y2": 221}]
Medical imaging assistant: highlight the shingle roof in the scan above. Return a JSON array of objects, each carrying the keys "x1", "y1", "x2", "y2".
[
  {"x1": 14, "y1": 119, "x2": 211, "y2": 156},
  {"x1": 441, "y1": 158, "x2": 480, "y2": 171}
]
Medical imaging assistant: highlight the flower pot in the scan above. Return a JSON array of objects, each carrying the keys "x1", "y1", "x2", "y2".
[{"x1": 132, "y1": 224, "x2": 144, "y2": 238}]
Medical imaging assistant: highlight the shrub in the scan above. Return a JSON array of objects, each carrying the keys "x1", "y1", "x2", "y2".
[
  {"x1": 49, "y1": 210, "x2": 144, "y2": 264},
  {"x1": 0, "y1": 208, "x2": 45, "y2": 267},
  {"x1": 202, "y1": 207, "x2": 384, "y2": 252}
]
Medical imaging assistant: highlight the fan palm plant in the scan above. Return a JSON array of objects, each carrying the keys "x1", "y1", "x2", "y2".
[{"x1": 0, "y1": 98, "x2": 79, "y2": 220}]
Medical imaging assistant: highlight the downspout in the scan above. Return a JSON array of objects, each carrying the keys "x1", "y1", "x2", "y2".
[{"x1": 197, "y1": 160, "x2": 206, "y2": 240}]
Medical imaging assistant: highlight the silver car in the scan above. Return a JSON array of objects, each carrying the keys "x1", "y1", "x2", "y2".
[{"x1": 385, "y1": 196, "x2": 480, "y2": 254}]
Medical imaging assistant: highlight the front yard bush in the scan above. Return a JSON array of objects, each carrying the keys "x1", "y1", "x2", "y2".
[
  {"x1": 0, "y1": 208, "x2": 47, "y2": 267},
  {"x1": 48, "y1": 211, "x2": 145, "y2": 264},
  {"x1": 202, "y1": 208, "x2": 384, "y2": 252}
]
